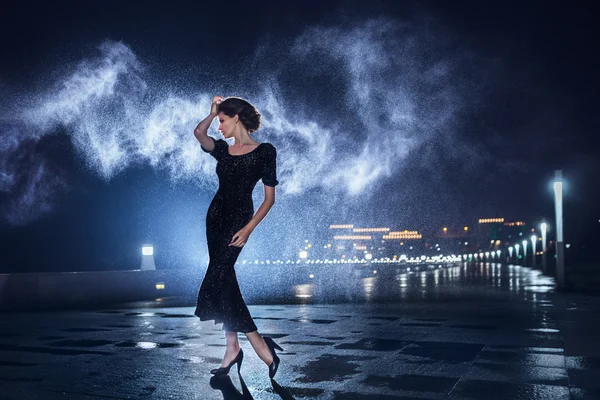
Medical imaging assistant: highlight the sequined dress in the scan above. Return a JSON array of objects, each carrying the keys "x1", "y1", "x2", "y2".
[{"x1": 194, "y1": 136, "x2": 279, "y2": 333}]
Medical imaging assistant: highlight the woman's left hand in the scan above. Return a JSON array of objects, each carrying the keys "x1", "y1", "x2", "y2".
[{"x1": 229, "y1": 227, "x2": 252, "y2": 247}]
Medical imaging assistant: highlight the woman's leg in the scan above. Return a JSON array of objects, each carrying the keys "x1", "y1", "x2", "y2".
[
  {"x1": 245, "y1": 331, "x2": 274, "y2": 365},
  {"x1": 220, "y1": 330, "x2": 241, "y2": 367}
]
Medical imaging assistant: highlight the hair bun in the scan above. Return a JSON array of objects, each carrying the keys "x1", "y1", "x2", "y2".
[
  {"x1": 217, "y1": 97, "x2": 262, "y2": 133},
  {"x1": 238, "y1": 105, "x2": 261, "y2": 133}
]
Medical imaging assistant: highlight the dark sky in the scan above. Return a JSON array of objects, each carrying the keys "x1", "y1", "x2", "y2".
[{"x1": 1, "y1": 0, "x2": 598, "y2": 272}]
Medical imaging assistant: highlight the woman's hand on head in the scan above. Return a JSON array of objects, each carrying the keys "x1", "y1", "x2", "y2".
[{"x1": 210, "y1": 96, "x2": 224, "y2": 116}]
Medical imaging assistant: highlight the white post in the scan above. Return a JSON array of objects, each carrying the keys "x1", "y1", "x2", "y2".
[
  {"x1": 541, "y1": 222, "x2": 548, "y2": 273},
  {"x1": 141, "y1": 245, "x2": 156, "y2": 271},
  {"x1": 531, "y1": 235, "x2": 537, "y2": 267},
  {"x1": 522, "y1": 240, "x2": 528, "y2": 266},
  {"x1": 554, "y1": 170, "x2": 565, "y2": 290}
]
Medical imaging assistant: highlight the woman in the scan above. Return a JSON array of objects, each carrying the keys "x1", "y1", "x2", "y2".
[{"x1": 193, "y1": 96, "x2": 283, "y2": 379}]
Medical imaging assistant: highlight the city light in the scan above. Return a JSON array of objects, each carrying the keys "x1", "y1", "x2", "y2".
[
  {"x1": 353, "y1": 227, "x2": 390, "y2": 232},
  {"x1": 330, "y1": 224, "x2": 354, "y2": 229},
  {"x1": 334, "y1": 235, "x2": 372, "y2": 240},
  {"x1": 504, "y1": 221, "x2": 525, "y2": 226},
  {"x1": 383, "y1": 230, "x2": 422, "y2": 239},
  {"x1": 479, "y1": 218, "x2": 505, "y2": 224}
]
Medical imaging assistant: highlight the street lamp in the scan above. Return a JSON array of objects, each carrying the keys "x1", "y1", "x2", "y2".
[
  {"x1": 522, "y1": 240, "x2": 528, "y2": 265},
  {"x1": 141, "y1": 244, "x2": 156, "y2": 271},
  {"x1": 515, "y1": 244, "x2": 520, "y2": 263},
  {"x1": 541, "y1": 222, "x2": 548, "y2": 273},
  {"x1": 554, "y1": 170, "x2": 565, "y2": 289},
  {"x1": 508, "y1": 246, "x2": 513, "y2": 260},
  {"x1": 531, "y1": 235, "x2": 537, "y2": 267}
]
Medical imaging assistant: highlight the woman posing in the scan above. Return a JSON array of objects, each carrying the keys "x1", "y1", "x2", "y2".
[{"x1": 193, "y1": 96, "x2": 283, "y2": 379}]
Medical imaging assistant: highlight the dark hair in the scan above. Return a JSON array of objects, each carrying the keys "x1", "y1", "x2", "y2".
[{"x1": 217, "y1": 97, "x2": 262, "y2": 133}]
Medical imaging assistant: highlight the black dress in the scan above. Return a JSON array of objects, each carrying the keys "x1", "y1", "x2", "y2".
[{"x1": 194, "y1": 136, "x2": 279, "y2": 333}]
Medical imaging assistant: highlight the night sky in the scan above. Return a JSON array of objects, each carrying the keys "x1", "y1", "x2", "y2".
[{"x1": 1, "y1": 0, "x2": 598, "y2": 273}]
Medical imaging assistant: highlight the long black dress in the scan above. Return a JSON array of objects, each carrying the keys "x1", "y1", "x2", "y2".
[{"x1": 194, "y1": 136, "x2": 279, "y2": 333}]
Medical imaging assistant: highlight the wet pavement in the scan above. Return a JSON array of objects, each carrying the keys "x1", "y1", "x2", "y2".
[{"x1": 1, "y1": 262, "x2": 600, "y2": 399}]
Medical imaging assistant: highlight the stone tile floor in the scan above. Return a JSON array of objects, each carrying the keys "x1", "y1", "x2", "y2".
[{"x1": 1, "y1": 263, "x2": 600, "y2": 399}]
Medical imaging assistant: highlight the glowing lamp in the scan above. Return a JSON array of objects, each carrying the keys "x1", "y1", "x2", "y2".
[{"x1": 141, "y1": 244, "x2": 156, "y2": 271}]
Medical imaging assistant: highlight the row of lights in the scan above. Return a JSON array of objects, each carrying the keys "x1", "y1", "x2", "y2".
[
  {"x1": 479, "y1": 218, "x2": 505, "y2": 224},
  {"x1": 333, "y1": 235, "x2": 373, "y2": 240},
  {"x1": 234, "y1": 255, "x2": 463, "y2": 265},
  {"x1": 464, "y1": 250, "x2": 502, "y2": 260},
  {"x1": 383, "y1": 231, "x2": 423, "y2": 239},
  {"x1": 353, "y1": 227, "x2": 390, "y2": 232},
  {"x1": 471, "y1": 223, "x2": 553, "y2": 263}
]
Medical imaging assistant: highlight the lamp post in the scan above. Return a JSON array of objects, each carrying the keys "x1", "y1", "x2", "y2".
[
  {"x1": 141, "y1": 245, "x2": 156, "y2": 271},
  {"x1": 522, "y1": 240, "x2": 528, "y2": 266},
  {"x1": 541, "y1": 222, "x2": 548, "y2": 273},
  {"x1": 554, "y1": 170, "x2": 565, "y2": 290},
  {"x1": 531, "y1": 235, "x2": 537, "y2": 268},
  {"x1": 515, "y1": 244, "x2": 520, "y2": 264},
  {"x1": 508, "y1": 246, "x2": 513, "y2": 262}
]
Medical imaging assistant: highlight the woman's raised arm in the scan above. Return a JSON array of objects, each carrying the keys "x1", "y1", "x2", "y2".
[{"x1": 193, "y1": 96, "x2": 223, "y2": 151}]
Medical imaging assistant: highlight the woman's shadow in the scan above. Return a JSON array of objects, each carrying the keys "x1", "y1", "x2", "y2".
[{"x1": 210, "y1": 374, "x2": 296, "y2": 400}]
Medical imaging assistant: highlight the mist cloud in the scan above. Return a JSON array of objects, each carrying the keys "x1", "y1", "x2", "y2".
[{"x1": 1, "y1": 17, "x2": 487, "y2": 226}]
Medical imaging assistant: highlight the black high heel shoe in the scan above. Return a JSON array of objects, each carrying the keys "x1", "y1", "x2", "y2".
[
  {"x1": 210, "y1": 348, "x2": 243, "y2": 375},
  {"x1": 263, "y1": 336, "x2": 283, "y2": 379}
]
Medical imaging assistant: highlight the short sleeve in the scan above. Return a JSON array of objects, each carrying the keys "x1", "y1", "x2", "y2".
[
  {"x1": 261, "y1": 144, "x2": 279, "y2": 187},
  {"x1": 201, "y1": 137, "x2": 227, "y2": 161}
]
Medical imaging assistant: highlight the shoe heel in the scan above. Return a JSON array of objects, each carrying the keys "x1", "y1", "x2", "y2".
[
  {"x1": 264, "y1": 337, "x2": 283, "y2": 351},
  {"x1": 236, "y1": 350, "x2": 243, "y2": 373},
  {"x1": 210, "y1": 348, "x2": 243, "y2": 376}
]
